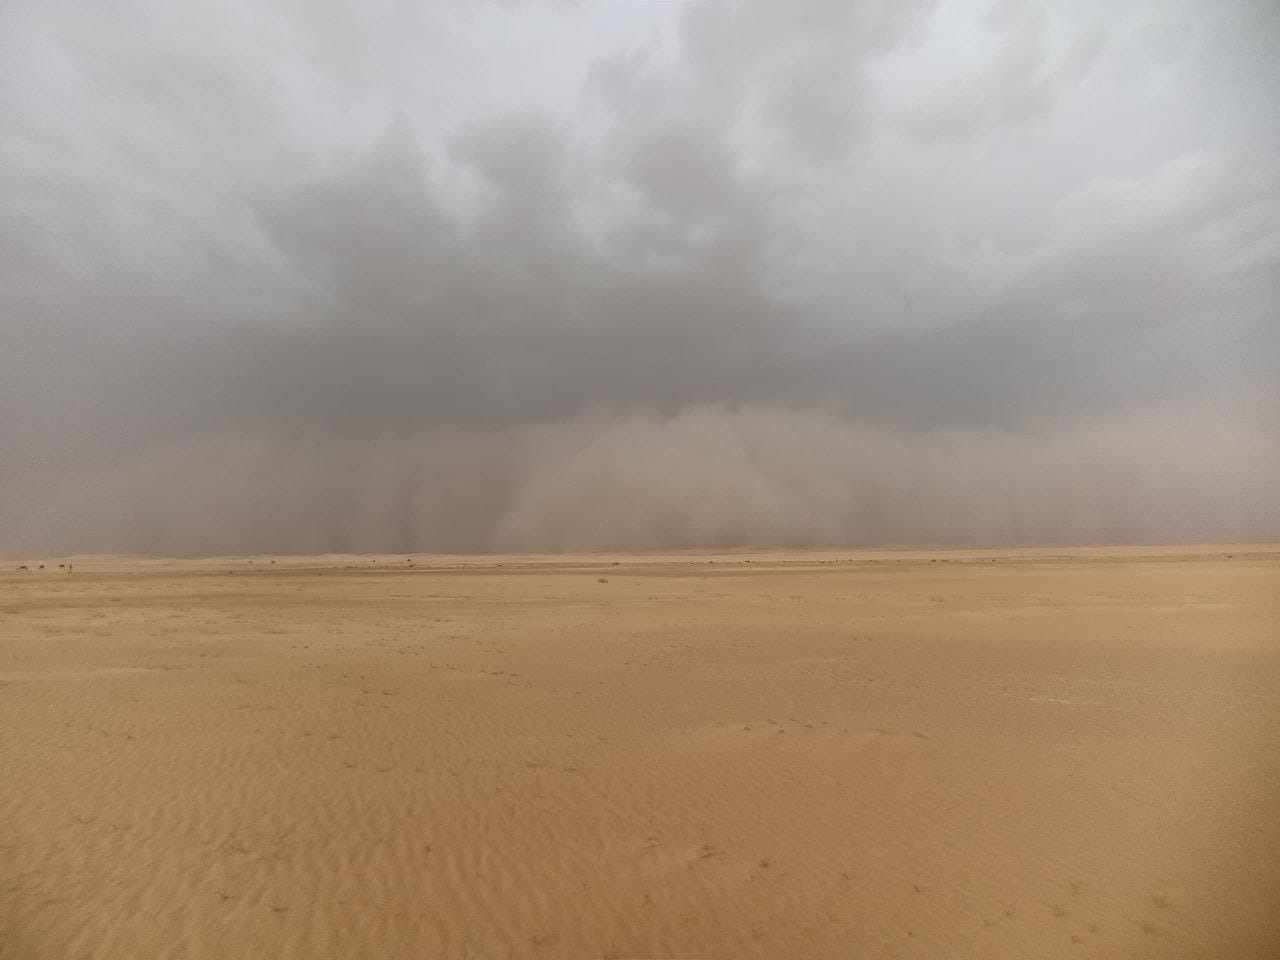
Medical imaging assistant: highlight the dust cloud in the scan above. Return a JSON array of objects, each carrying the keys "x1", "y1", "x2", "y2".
[{"x1": 4, "y1": 405, "x2": 1274, "y2": 556}]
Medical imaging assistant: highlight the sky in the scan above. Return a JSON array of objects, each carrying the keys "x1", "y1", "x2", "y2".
[{"x1": 2, "y1": 0, "x2": 1277, "y2": 554}]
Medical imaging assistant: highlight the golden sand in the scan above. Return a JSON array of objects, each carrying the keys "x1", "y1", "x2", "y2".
[{"x1": 2, "y1": 546, "x2": 1277, "y2": 958}]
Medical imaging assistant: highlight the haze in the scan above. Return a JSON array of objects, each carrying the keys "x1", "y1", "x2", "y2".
[{"x1": 3, "y1": 0, "x2": 1277, "y2": 554}]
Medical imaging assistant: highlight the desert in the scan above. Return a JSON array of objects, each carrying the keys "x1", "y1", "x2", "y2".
[
  {"x1": 3, "y1": 545, "x2": 1277, "y2": 958},
  {"x1": 8, "y1": 2, "x2": 1280, "y2": 957}
]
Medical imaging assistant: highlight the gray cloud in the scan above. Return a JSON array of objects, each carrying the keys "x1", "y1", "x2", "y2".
[{"x1": 2, "y1": 0, "x2": 1277, "y2": 554}]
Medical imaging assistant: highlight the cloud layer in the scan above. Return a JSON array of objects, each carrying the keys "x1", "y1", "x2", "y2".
[{"x1": 3, "y1": 0, "x2": 1277, "y2": 553}]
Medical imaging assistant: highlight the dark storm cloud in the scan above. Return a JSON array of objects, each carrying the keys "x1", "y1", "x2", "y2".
[{"x1": 2, "y1": 0, "x2": 1277, "y2": 553}]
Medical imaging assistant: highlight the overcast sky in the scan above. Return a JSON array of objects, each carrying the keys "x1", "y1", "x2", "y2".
[{"x1": 3, "y1": 0, "x2": 1277, "y2": 554}]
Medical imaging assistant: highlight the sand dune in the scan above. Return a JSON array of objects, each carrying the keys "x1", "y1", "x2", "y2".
[{"x1": 2, "y1": 546, "x2": 1277, "y2": 958}]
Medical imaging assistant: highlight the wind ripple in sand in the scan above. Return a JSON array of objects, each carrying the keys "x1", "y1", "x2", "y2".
[{"x1": 2, "y1": 547, "x2": 1278, "y2": 958}]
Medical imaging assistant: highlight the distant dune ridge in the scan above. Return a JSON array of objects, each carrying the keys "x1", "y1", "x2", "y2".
[{"x1": 2, "y1": 405, "x2": 1277, "y2": 556}]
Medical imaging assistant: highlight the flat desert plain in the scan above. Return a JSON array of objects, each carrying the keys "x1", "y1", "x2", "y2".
[{"x1": 2, "y1": 546, "x2": 1278, "y2": 959}]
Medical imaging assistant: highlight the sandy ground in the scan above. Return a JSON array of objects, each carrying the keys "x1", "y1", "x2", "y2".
[{"x1": 2, "y1": 546, "x2": 1277, "y2": 959}]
